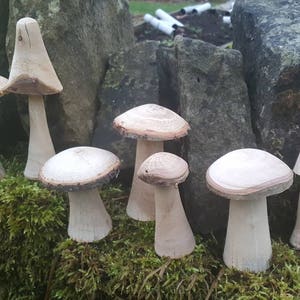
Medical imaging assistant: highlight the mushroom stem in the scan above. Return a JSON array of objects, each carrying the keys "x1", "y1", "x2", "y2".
[
  {"x1": 24, "y1": 95, "x2": 55, "y2": 179},
  {"x1": 126, "y1": 139, "x2": 163, "y2": 221},
  {"x1": 290, "y1": 193, "x2": 300, "y2": 249},
  {"x1": 224, "y1": 196, "x2": 272, "y2": 272},
  {"x1": 154, "y1": 185, "x2": 195, "y2": 258},
  {"x1": 68, "y1": 188, "x2": 112, "y2": 242}
]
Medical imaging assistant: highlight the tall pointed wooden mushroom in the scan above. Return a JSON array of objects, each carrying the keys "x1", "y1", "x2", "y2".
[
  {"x1": 0, "y1": 17, "x2": 63, "y2": 179},
  {"x1": 113, "y1": 104, "x2": 190, "y2": 221},
  {"x1": 290, "y1": 153, "x2": 300, "y2": 249}
]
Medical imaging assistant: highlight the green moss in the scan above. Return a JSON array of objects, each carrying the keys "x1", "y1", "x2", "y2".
[{"x1": 0, "y1": 150, "x2": 299, "y2": 299}]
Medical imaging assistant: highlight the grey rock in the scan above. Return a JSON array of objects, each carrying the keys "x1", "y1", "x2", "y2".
[
  {"x1": 6, "y1": 0, "x2": 134, "y2": 150},
  {"x1": 0, "y1": 0, "x2": 25, "y2": 148},
  {"x1": 0, "y1": 0, "x2": 8, "y2": 75},
  {"x1": 175, "y1": 36, "x2": 256, "y2": 233},
  {"x1": 157, "y1": 45, "x2": 183, "y2": 157},
  {"x1": 92, "y1": 41, "x2": 160, "y2": 170},
  {"x1": 232, "y1": 0, "x2": 300, "y2": 167}
]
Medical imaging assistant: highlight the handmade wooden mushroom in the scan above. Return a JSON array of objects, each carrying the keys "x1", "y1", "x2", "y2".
[
  {"x1": 39, "y1": 146, "x2": 120, "y2": 243},
  {"x1": 113, "y1": 104, "x2": 190, "y2": 221},
  {"x1": 138, "y1": 152, "x2": 195, "y2": 258},
  {"x1": 206, "y1": 148, "x2": 293, "y2": 272},
  {"x1": 290, "y1": 153, "x2": 300, "y2": 249},
  {"x1": 0, "y1": 17, "x2": 62, "y2": 179}
]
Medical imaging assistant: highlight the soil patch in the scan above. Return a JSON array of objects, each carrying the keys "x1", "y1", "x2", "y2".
[{"x1": 135, "y1": 9, "x2": 232, "y2": 46}]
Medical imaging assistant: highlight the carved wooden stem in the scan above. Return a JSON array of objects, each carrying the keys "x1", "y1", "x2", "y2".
[
  {"x1": 126, "y1": 139, "x2": 163, "y2": 221},
  {"x1": 224, "y1": 196, "x2": 272, "y2": 272},
  {"x1": 24, "y1": 95, "x2": 55, "y2": 179},
  {"x1": 68, "y1": 189, "x2": 112, "y2": 242},
  {"x1": 155, "y1": 185, "x2": 195, "y2": 258}
]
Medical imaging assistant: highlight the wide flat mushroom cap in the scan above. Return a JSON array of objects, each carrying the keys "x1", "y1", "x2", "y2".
[
  {"x1": 39, "y1": 147, "x2": 120, "y2": 191},
  {"x1": 113, "y1": 104, "x2": 190, "y2": 141},
  {"x1": 2, "y1": 17, "x2": 63, "y2": 95},
  {"x1": 206, "y1": 148, "x2": 293, "y2": 199},
  {"x1": 294, "y1": 153, "x2": 300, "y2": 175},
  {"x1": 138, "y1": 152, "x2": 189, "y2": 186}
]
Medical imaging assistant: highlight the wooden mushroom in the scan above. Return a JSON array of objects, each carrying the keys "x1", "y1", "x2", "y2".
[
  {"x1": 39, "y1": 147, "x2": 120, "y2": 243},
  {"x1": 206, "y1": 148, "x2": 293, "y2": 272},
  {"x1": 138, "y1": 152, "x2": 195, "y2": 258},
  {"x1": 113, "y1": 104, "x2": 190, "y2": 221},
  {"x1": 290, "y1": 153, "x2": 300, "y2": 249},
  {"x1": 0, "y1": 17, "x2": 63, "y2": 179}
]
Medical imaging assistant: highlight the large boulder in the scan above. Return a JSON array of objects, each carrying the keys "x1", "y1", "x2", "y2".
[
  {"x1": 92, "y1": 41, "x2": 160, "y2": 171},
  {"x1": 232, "y1": 0, "x2": 300, "y2": 167},
  {"x1": 175, "y1": 36, "x2": 256, "y2": 233},
  {"x1": 6, "y1": 0, "x2": 134, "y2": 150}
]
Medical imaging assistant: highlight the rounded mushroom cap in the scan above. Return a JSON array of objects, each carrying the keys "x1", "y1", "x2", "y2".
[
  {"x1": 138, "y1": 152, "x2": 189, "y2": 186},
  {"x1": 39, "y1": 147, "x2": 120, "y2": 192},
  {"x1": 293, "y1": 153, "x2": 300, "y2": 175},
  {"x1": 113, "y1": 104, "x2": 190, "y2": 141},
  {"x1": 206, "y1": 148, "x2": 293, "y2": 200},
  {"x1": 2, "y1": 17, "x2": 62, "y2": 95}
]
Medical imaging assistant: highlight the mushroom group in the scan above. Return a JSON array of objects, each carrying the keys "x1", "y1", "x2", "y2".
[
  {"x1": 206, "y1": 148, "x2": 293, "y2": 272},
  {"x1": 1, "y1": 16, "x2": 299, "y2": 274},
  {"x1": 113, "y1": 103, "x2": 190, "y2": 221}
]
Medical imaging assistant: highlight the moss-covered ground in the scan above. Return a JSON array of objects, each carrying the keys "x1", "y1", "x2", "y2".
[{"x1": 0, "y1": 145, "x2": 299, "y2": 299}]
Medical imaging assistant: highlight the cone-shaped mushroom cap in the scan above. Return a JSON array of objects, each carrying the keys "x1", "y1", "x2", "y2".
[
  {"x1": 0, "y1": 76, "x2": 8, "y2": 96},
  {"x1": 39, "y1": 147, "x2": 120, "y2": 192},
  {"x1": 294, "y1": 153, "x2": 300, "y2": 175},
  {"x1": 206, "y1": 148, "x2": 293, "y2": 200},
  {"x1": 113, "y1": 104, "x2": 190, "y2": 141},
  {"x1": 138, "y1": 152, "x2": 189, "y2": 186},
  {"x1": 2, "y1": 17, "x2": 62, "y2": 95}
]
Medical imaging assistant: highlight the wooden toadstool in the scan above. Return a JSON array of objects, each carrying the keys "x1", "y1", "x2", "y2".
[
  {"x1": 113, "y1": 104, "x2": 190, "y2": 221},
  {"x1": 0, "y1": 17, "x2": 63, "y2": 180},
  {"x1": 206, "y1": 148, "x2": 293, "y2": 272},
  {"x1": 39, "y1": 146, "x2": 120, "y2": 243},
  {"x1": 290, "y1": 153, "x2": 300, "y2": 249},
  {"x1": 138, "y1": 152, "x2": 195, "y2": 258}
]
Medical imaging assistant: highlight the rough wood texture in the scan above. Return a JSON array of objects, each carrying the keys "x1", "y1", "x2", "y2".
[
  {"x1": 137, "y1": 152, "x2": 189, "y2": 186},
  {"x1": 24, "y1": 95, "x2": 55, "y2": 179},
  {"x1": 3, "y1": 17, "x2": 62, "y2": 95},
  {"x1": 138, "y1": 152, "x2": 195, "y2": 258},
  {"x1": 126, "y1": 140, "x2": 163, "y2": 221},
  {"x1": 113, "y1": 104, "x2": 190, "y2": 141},
  {"x1": 39, "y1": 147, "x2": 120, "y2": 191},
  {"x1": 207, "y1": 148, "x2": 293, "y2": 272}
]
